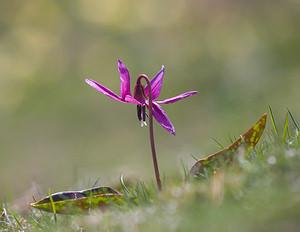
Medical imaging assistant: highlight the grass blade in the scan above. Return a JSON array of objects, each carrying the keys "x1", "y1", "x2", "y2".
[
  {"x1": 282, "y1": 112, "x2": 289, "y2": 142},
  {"x1": 13, "y1": 215, "x2": 24, "y2": 232},
  {"x1": 191, "y1": 154, "x2": 199, "y2": 161},
  {"x1": 268, "y1": 105, "x2": 278, "y2": 136},
  {"x1": 287, "y1": 108, "x2": 300, "y2": 131},
  {"x1": 228, "y1": 134, "x2": 234, "y2": 144},
  {"x1": 180, "y1": 159, "x2": 189, "y2": 181},
  {"x1": 212, "y1": 137, "x2": 225, "y2": 149},
  {"x1": 120, "y1": 174, "x2": 130, "y2": 194},
  {"x1": 92, "y1": 178, "x2": 101, "y2": 188},
  {"x1": 7, "y1": 209, "x2": 24, "y2": 232},
  {"x1": 48, "y1": 189, "x2": 57, "y2": 223}
]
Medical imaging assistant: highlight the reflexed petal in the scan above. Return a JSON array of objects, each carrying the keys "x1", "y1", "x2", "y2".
[
  {"x1": 125, "y1": 95, "x2": 144, "y2": 105},
  {"x1": 145, "y1": 65, "x2": 164, "y2": 100},
  {"x1": 118, "y1": 59, "x2": 131, "y2": 99},
  {"x1": 156, "y1": 91, "x2": 198, "y2": 104},
  {"x1": 85, "y1": 79, "x2": 125, "y2": 103},
  {"x1": 147, "y1": 101, "x2": 176, "y2": 135}
]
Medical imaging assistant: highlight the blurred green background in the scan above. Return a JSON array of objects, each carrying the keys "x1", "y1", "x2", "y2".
[{"x1": 0, "y1": 0, "x2": 299, "y2": 200}]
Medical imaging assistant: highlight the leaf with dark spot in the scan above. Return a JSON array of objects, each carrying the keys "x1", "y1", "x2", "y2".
[
  {"x1": 31, "y1": 186, "x2": 136, "y2": 214},
  {"x1": 190, "y1": 113, "x2": 267, "y2": 177}
]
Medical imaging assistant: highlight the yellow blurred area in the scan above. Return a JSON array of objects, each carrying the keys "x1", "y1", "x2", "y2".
[{"x1": 0, "y1": 0, "x2": 299, "y2": 199}]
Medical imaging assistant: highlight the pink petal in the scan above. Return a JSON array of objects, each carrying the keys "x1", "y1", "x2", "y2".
[
  {"x1": 118, "y1": 59, "x2": 132, "y2": 99},
  {"x1": 147, "y1": 101, "x2": 176, "y2": 135},
  {"x1": 145, "y1": 65, "x2": 164, "y2": 100},
  {"x1": 156, "y1": 91, "x2": 198, "y2": 104},
  {"x1": 85, "y1": 79, "x2": 125, "y2": 103},
  {"x1": 125, "y1": 95, "x2": 144, "y2": 105}
]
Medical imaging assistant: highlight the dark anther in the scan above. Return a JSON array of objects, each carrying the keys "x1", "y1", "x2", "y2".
[
  {"x1": 142, "y1": 105, "x2": 146, "y2": 122},
  {"x1": 137, "y1": 105, "x2": 142, "y2": 121}
]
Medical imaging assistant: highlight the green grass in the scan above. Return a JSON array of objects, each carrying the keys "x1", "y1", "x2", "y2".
[{"x1": 1, "y1": 112, "x2": 300, "y2": 232}]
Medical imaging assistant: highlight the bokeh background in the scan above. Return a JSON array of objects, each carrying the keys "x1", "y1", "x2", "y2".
[{"x1": 1, "y1": 0, "x2": 299, "y2": 200}]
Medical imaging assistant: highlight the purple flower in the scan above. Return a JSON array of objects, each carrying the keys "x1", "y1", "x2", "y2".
[{"x1": 85, "y1": 60, "x2": 198, "y2": 135}]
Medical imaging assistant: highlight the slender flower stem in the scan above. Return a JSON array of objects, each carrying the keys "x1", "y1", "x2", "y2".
[{"x1": 137, "y1": 74, "x2": 162, "y2": 191}]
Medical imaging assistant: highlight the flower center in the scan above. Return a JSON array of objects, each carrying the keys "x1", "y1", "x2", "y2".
[
  {"x1": 137, "y1": 105, "x2": 147, "y2": 127},
  {"x1": 133, "y1": 80, "x2": 148, "y2": 126}
]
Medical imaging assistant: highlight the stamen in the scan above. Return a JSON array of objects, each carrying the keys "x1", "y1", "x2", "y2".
[
  {"x1": 141, "y1": 120, "x2": 147, "y2": 127},
  {"x1": 142, "y1": 105, "x2": 146, "y2": 122},
  {"x1": 137, "y1": 105, "x2": 148, "y2": 127},
  {"x1": 137, "y1": 105, "x2": 142, "y2": 121}
]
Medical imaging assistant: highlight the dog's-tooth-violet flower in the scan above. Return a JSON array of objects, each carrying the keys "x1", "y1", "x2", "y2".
[
  {"x1": 86, "y1": 60, "x2": 198, "y2": 191},
  {"x1": 85, "y1": 60, "x2": 198, "y2": 135}
]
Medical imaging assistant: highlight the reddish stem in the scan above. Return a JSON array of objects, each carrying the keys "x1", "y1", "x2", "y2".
[{"x1": 137, "y1": 74, "x2": 162, "y2": 191}]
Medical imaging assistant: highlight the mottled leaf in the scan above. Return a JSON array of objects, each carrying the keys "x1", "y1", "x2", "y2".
[
  {"x1": 31, "y1": 186, "x2": 134, "y2": 214},
  {"x1": 190, "y1": 113, "x2": 267, "y2": 177}
]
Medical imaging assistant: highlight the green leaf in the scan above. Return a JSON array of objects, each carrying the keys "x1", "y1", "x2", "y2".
[
  {"x1": 190, "y1": 113, "x2": 267, "y2": 177},
  {"x1": 31, "y1": 186, "x2": 134, "y2": 214}
]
